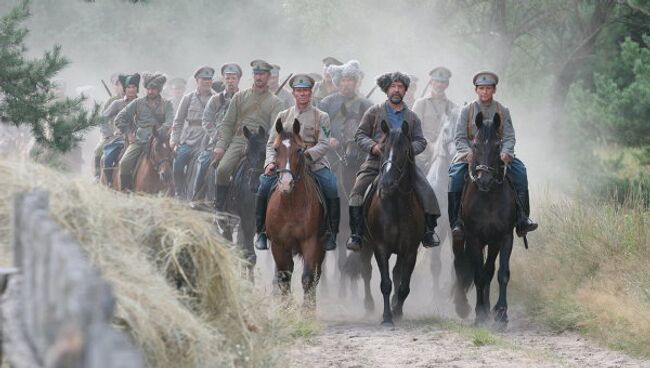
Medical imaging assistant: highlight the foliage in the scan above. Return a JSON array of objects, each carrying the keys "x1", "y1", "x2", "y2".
[{"x1": 0, "y1": 0, "x2": 99, "y2": 154}]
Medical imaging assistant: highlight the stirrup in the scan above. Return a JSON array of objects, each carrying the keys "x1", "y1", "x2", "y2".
[
  {"x1": 255, "y1": 232, "x2": 268, "y2": 250},
  {"x1": 323, "y1": 232, "x2": 337, "y2": 251},
  {"x1": 422, "y1": 232, "x2": 440, "y2": 248}
]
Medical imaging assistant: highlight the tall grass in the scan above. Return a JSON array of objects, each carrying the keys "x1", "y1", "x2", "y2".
[
  {"x1": 0, "y1": 159, "x2": 304, "y2": 367},
  {"x1": 512, "y1": 190, "x2": 650, "y2": 357}
]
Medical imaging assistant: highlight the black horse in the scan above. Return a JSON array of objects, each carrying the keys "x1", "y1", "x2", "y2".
[
  {"x1": 365, "y1": 120, "x2": 425, "y2": 326},
  {"x1": 452, "y1": 112, "x2": 517, "y2": 328},
  {"x1": 222, "y1": 126, "x2": 268, "y2": 279}
]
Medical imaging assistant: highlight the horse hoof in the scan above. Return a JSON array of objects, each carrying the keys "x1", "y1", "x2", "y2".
[
  {"x1": 381, "y1": 320, "x2": 394, "y2": 327},
  {"x1": 492, "y1": 319, "x2": 508, "y2": 332}
]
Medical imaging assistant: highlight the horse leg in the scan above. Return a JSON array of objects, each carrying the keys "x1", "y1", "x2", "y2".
[
  {"x1": 374, "y1": 247, "x2": 393, "y2": 326},
  {"x1": 452, "y1": 238, "x2": 471, "y2": 319},
  {"x1": 483, "y1": 245, "x2": 499, "y2": 314},
  {"x1": 336, "y1": 241, "x2": 348, "y2": 299},
  {"x1": 392, "y1": 253, "x2": 417, "y2": 321},
  {"x1": 494, "y1": 234, "x2": 513, "y2": 329},
  {"x1": 429, "y1": 244, "x2": 442, "y2": 295},
  {"x1": 468, "y1": 240, "x2": 488, "y2": 326},
  {"x1": 391, "y1": 257, "x2": 403, "y2": 309},
  {"x1": 273, "y1": 248, "x2": 294, "y2": 299},
  {"x1": 361, "y1": 247, "x2": 374, "y2": 314},
  {"x1": 239, "y1": 215, "x2": 257, "y2": 283},
  {"x1": 301, "y1": 237, "x2": 324, "y2": 313}
]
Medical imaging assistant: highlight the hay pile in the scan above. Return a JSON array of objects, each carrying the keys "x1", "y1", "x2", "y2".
[{"x1": 0, "y1": 159, "x2": 297, "y2": 367}]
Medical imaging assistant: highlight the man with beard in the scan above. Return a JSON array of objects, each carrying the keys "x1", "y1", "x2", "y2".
[
  {"x1": 346, "y1": 72, "x2": 441, "y2": 251},
  {"x1": 115, "y1": 72, "x2": 174, "y2": 192},
  {"x1": 448, "y1": 71, "x2": 537, "y2": 239},
  {"x1": 412, "y1": 67, "x2": 458, "y2": 171},
  {"x1": 254, "y1": 74, "x2": 340, "y2": 251},
  {"x1": 186, "y1": 63, "x2": 243, "y2": 206},
  {"x1": 213, "y1": 59, "x2": 284, "y2": 213},
  {"x1": 312, "y1": 56, "x2": 342, "y2": 106},
  {"x1": 170, "y1": 66, "x2": 216, "y2": 198},
  {"x1": 318, "y1": 60, "x2": 373, "y2": 153},
  {"x1": 270, "y1": 64, "x2": 294, "y2": 109},
  {"x1": 97, "y1": 73, "x2": 140, "y2": 186}
]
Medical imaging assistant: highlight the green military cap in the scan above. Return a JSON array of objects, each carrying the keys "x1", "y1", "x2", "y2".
[
  {"x1": 473, "y1": 71, "x2": 498, "y2": 86},
  {"x1": 120, "y1": 73, "x2": 141, "y2": 89},
  {"x1": 289, "y1": 73, "x2": 315, "y2": 89},
  {"x1": 322, "y1": 56, "x2": 343, "y2": 66},
  {"x1": 194, "y1": 66, "x2": 215, "y2": 79},
  {"x1": 250, "y1": 59, "x2": 273, "y2": 74},
  {"x1": 220, "y1": 63, "x2": 242, "y2": 77},
  {"x1": 270, "y1": 64, "x2": 281, "y2": 77},
  {"x1": 429, "y1": 67, "x2": 452, "y2": 82}
]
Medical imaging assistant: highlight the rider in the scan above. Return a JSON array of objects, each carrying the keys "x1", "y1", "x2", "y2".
[
  {"x1": 213, "y1": 60, "x2": 284, "y2": 213},
  {"x1": 346, "y1": 72, "x2": 441, "y2": 251},
  {"x1": 412, "y1": 67, "x2": 459, "y2": 172},
  {"x1": 99, "y1": 73, "x2": 140, "y2": 187},
  {"x1": 115, "y1": 72, "x2": 174, "y2": 192},
  {"x1": 312, "y1": 56, "x2": 343, "y2": 106},
  {"x1": 254, "y1": 74, "x2": 339, "y2": 251},
  {"x1": 170, "y1": 66, "x2": 216, "y2": 198},
  {"x1": 448, "y1": 71, "x2": 538, "y2": 239}
]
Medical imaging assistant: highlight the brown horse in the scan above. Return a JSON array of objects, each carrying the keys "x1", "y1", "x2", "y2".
[
  {"x1": 266, "y1": 118, "x2": 325, "y2": 310},
  {"x1": 366, "y1": 120, "x2": 425, "y2": 326}
]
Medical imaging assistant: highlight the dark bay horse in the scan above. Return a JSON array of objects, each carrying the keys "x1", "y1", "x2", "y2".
[
  {"x1": 452, "y1": 112, "x2": 517, "y2": 328},
  {"x1": 227, "y1": 126, "x2": 268, "y2": 277},
  {"x1": 266, "y1": 119, "x2": 324, "y2": 310},
  {"x1": 366, "y1": 120, "x2": 424, "y2": 326}
]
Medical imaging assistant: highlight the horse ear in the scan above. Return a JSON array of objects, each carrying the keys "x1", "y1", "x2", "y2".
[
  {"x1": 293, "y1": 118, "x2": 301, "y2": 135},
  {"x1": 258, "y1": 126, "x2": 266, "y2": 137},
  {"x1": 493, "y1": 113, "x2": 501, "y2": 131},
  {"x1": 340, "y1": 103, "x2": 348, "y2": 117},
  {"x1": 275, "y1": 118, "x2": 283, "y2": 134},
  {"x1": 242, "y1": 126, "x2": 252, "y2": 139},
  {"x1": 475, "y1": 111, "x2": 484, "y2": 130},
  {"x1": 381, "y1": 120, "x2": 390, "y2": 134},
  {"x1": 401, "y1": 121, "x2": 409, "y2": 136}
]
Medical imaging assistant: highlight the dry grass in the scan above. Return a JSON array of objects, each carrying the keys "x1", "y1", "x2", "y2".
[
  {"x1": 511, "y1": 191, "x2": 650, "y2": 357},
  {"x1": 0, "y1": 158, "x2": 303, "y2": 367}
]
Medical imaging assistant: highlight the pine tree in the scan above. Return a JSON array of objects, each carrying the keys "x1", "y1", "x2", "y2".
[{"x1": 0, "y1": 0, "x2": 99, "y2": 154}]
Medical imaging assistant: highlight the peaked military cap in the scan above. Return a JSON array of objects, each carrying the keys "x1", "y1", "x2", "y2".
[
  {"x1": 194, "y1": 66, "x2": 215, "y2": 79},
  {"x1": 220, "y1": 63, "x2": 242, "y2": 77},
  {"x1": 322, "y1": 56, "x2": 343, "y2": 67},
  {"x1": 250, "y1": 59, "x2": 273, "y2": 73},
  {"x1": 289, "y1": 74, "x2": 315, "y2": 89},
  {"x1": 473, "y1": 71, "x2": 498, "y2": 86},
  {"x1": 429, "y1": 67, "x2": 452, "y2": 82}
]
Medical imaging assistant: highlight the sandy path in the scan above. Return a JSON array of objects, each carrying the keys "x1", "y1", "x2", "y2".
[{"x1": 288, "y1": 313, "x2": 649, "y2": 368}]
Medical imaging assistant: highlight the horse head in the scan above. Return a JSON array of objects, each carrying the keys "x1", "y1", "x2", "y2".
[
  {"x1": 150, "y1": 126, "x2": 173, "y2": 184},
  {"x1": 273, "y1": 118, "x2": 306, "y2": 195},
  {"x1": 470, "y1": 112, "x2": 503, "y2": 192},
  {"x1": 243, "y1": 125, "x2": 269, "y2": 193},
  {"x1": 378, "y1": 119, "x2": 414, "y2": 196}
]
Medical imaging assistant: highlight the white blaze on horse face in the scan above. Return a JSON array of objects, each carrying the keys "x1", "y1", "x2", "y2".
[
  {"x1": 384, "y1": 148, "x2": 394, "y2": 173},
  {"x1": 279, "y1": 139, "x2": 293, "y2": 191}
]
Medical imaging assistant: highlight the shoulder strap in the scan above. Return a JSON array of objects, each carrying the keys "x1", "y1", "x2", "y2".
[{"x1": 466, "y1": 102, "x2": 475, "y2": 141}]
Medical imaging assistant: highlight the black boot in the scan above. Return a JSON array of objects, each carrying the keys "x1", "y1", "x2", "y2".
[
  {"x1": 516, "y1": 190, "x2": 538, "y2": 237},
  {"x1": 346, "y1": 205, "x2": 363, "y2": 251},
  {"x1": 448, "y1": 191, "x2": 464, "y2": 241},
  {"x1": 254, "y1": 192, "x2": 269, "y2": 250},
  {"x1": 321, "y1": 197, "x2": 340, "y2": 251},
  {"x1": 214, "y1": 185, "x2": 229, "y2": 212},
  {"x1": 120, "y1": 174, "x2": 132, "y2": 193},
  {"x1": 103, "y1": 167, "x2": 113, "y2": 188},
  {"x1": 422, "y1": 214, "x2": 441, "y2": 248}
]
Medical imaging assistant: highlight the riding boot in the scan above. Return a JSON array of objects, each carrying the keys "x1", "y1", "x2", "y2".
[
  {"x1": 93, "y1": 155, "x2": 101, "y2": 183},
  {"x1": 422, "y1": 213, "x2": 441, "y2": 248},
  {"x1": 321, "y1": 197, "x2": 340, "y2": 251},
  {"x1": 448, "y1": 191, "x2": 464, "y2": 240},
  {"x1": 120, "y1": 175, "x2": 132, "y2": 193},
  {"x1": 103, "y1": 167, "x2": 113, "y2": 188},
  {"x1": 515, "y1": 190, "x2": 538, "y2": 237},
  {"x1": 346, "y1": 205, "x2": 363, "y2": 251},
  {"x1": 214, "y1": 185, "x2": 229, "y2": 212},
  {"x1": 254, "y1": 192, "x2": 269, "y2": 250}
]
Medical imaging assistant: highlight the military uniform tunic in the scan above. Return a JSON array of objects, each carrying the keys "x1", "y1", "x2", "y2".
[
  {"x1": 202, "y1": 90, "x2": 236, "y2": 144},
  {"x1": 214, "y1": 87, "x2": 283, "y2": 186},
  {"x1": 171, "y1": 90, "x2": 214, "y2": 148},
  {"x1": 412, "y1": 93, "x2": 458, "y2": 169}
]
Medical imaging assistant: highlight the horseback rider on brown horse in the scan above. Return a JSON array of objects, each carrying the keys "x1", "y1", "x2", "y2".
[{"x1": 346, "y1": 72, "x2": 441, "y2": 251}]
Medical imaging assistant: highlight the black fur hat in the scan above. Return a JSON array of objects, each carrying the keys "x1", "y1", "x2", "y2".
[{"x1": 376, "y1": 72, "x2": 411, "y2": 93}]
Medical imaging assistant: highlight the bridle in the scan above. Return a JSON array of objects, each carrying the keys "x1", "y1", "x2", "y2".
[
  {"x1": 276, "y1": 142, "x2": 307, "y2": 186},
  {"x1": 468, "y1": 138, "x2": 508, "y2": 187},
  {"x1": 379, "y1": 145, "x2": 414, "y2": 194}
]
